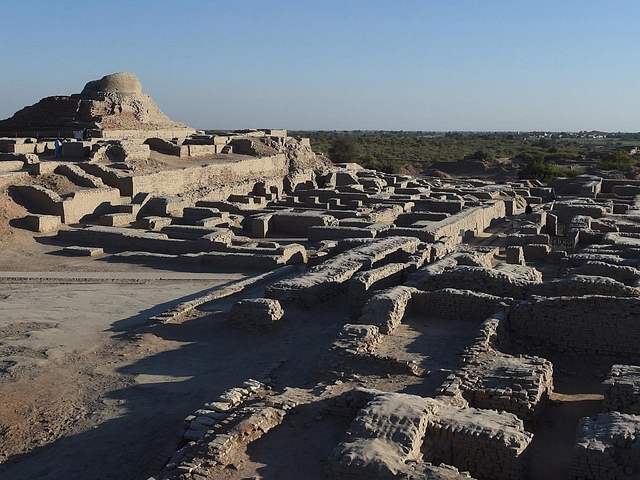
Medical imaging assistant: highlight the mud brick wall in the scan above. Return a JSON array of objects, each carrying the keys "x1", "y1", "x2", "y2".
[
  {"x1": 407, "y1": 249, "x2": 496, "y2": 288},
  {"x1": 565, "y1": 252, "x2": 638, "y2": 268},
  {"x1": 55, "y1": 163, "x2": 106, "y2": 188},
  {"x1": 367, "y1": 204, "x2": 404, "y2": 223},
  {"x1": 442, "y1": 314, "x2": 554, "y2": 428},
  {"x1": 413, "y1": 197, "x2": 464, "y2": 213},
  {"x1": 508, "y1": 295, "x2": 640, "y2": 355},
  {"x1": 228, "y1": 298, "x2": 284, "y2": 330},
  {"x1": 348, "y1": 263, "x2": 407, "y2": 319},
  {"x1": 14, "y1": 184, "x2": 121, "y2": 224},
  {"x1": 327, "y1": 390, "x2": 530, "y2": 480},
  {"x1": 321, "y1": 322, "x2": 423, "y2": 377},
  {"x1": 89, "y1": 140, "x2": 150, "y2": 163},
  {"x1": 456, "y1": 356, "x2": 553, "y2": 429},
  {"x1": 601, "y1": 178, "x2": 640, "y2": 194},
  {"x1": 13, "y1": 184, "x2": 63, "y2": 216},
  {"x1": 359, "y1": 285, "x2": 417, "y2": 334},
  {"x1": 570, "y1": 412, "x2": 640, "y2": 480},
  {"x1": 529, "y1": 275, "x2": 640, "y2": 297},
  {"x1": 201, "y1": 251, "x2": 291, "y2": 270},
  {"x1": 79, "y1": 162, "x2": 134, "y2": 196},
  {"x1": 144, "y1": 137, "x2": 181, "y2": 155},
  {"x1": 156, "y1": 384, "x2": 291, "y2": 479},
  {"x1": 460, "y1": 314, "x2": 504, "y2": 362},
  {"x1": 396, "y1": 211, "x2": 450, "y2": 226},
  {"x1": 572, "y1": 260, "x2": 640, "y2": 286},
  {"x1": 266, "y1": 259, "x2": 364, "y2": 306},
  {"x1": 522, "y1": 243, "x2": 550, "y2": 261},
  {"x1": 553, "y1": 203, "x2": 611, "y2": 223},
  {"x1": 308, "y1": 225, "x2": 378, "y2": 242},
  {"x1": 266, "y1": 237, "x2": 419, "y2": 306},
  {"x1": 142, "y1": 195, "x2": 185, "y2": 217},
  {"x1": 183, "y1": 144, "x2": 216, "y2": 156},
  {"x1": 58, "y1": 226, "x2": 207, "y2": 254},
  {"x1": 325, "y1": 392, "x2": 440, "y2": 479},
  {"x1": 424, "y1": 200, "x2": 506, "y2": 242},
  {"x1": 424, "y1": 404, "x2": 532, "y2": 480},
  {"x1": 603, "y1": 365, "x2": 640, "y2": 415},
  {"x1": 412, "y1": 288, "x2": 507, "y2": 322},
  {"x1": 353, "y1": 236, "x2": 420, "y2": 268},
  {"x1": 61, "y1": 187, "x2": 122, "y2": 223},
  {"x1": 270, "y1": 211, "x2": 338, "y2": 237},
  {"x1": 505, "y1": 233, "x2": 550, "y2": 247},
  {"x1": 324, "y1": 388, "x2": 377, "y2": 419},
  {"x1": 384, "y1": 225, "x2": 440, "y2": 242},
  {"x1": 86, "y1": 155, "x2": 298, "y2": 200},
  {"x1": 416, "y1": 265, "x2": 540, "y2": 300},
  {"x1": 131, "y1": 154, "x2": 289, "y2": 195},
  {"x1": 23, "y1": 214, "x2": 61, "y2": 233}
]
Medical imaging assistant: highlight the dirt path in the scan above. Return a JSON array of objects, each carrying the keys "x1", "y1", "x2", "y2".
[{"x1": 0, "y1": 284, "x2": 349, "y2": 479}]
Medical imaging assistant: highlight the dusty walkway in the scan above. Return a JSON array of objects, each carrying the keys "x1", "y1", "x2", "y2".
[{"x1": 0, "y1": 288, "x2": 348, "y2": 479}]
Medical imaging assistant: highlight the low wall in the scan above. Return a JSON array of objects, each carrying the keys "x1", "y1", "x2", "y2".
[
  {"x1": 570, "y1": 412, "x2": 640, "y2": 480},
  {"x1": 266, "y1": 237, "x2": 419, "y2": 306},
  {"x1": 529, "y1": 275, "x2": 640, "y2": 297},
  {"x1": 61, "y1": 187, "x2": 122, "y2": 224},
  {"x1": 57, "y1": 226, "x2": 210, "y2": 254},
  {"x1": 425, "y1": 403, "x2": 532, "y2": 480},
  {"x1": 55, "y1": 163, "x2": 105, "y2": 188},
  {"x1": 359, "y1": 285, "x2": 417, "y2": 334},
  {"x1": 602, "y1": 365, "x2": 640, "y2": 415},
  {"x1": 412, "y1": 288, "x2": 507, "y2": 322},
  {"x1": 144, "y1": 138, "x2": 181, "y2": 155},
  {"x1": 269, "y1": 211, "x2": 337, "y2": 237},
  {"x1": 424, "y1": 200, "x2": 506, "y2": 242},
  {"x1": 439, "y1": 314, "x2": 554, "y2": 428},
  {"x1": 508, "y1": 295, "x2": 640, "y2": 355},
  {"x1": 13, "y1": 185, "x2": 63, "y2": 216},
  {"x1": 326, "y1": 390, "x2": 532, "y2": 480},
  {"x1": 348, "y1": 263, "x2": 407, "y2": 319},
  {"x1": 79, "y1": 163, "x2": 134, "y2": 196},
  {"x1": 308, "y1": 225, "x2": 379, "y2": 242},
  {"x1": 416, "y1": 265, "x2": 542, "y2": 299}
]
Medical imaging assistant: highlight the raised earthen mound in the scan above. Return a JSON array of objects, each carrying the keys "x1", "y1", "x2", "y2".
[{"x1": 0, "y1": 72, "x2": 193, "y2": 137}]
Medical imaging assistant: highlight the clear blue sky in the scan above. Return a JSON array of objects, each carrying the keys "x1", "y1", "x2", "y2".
[{"x1": 1, "y1": 0, "x2": 638, "y2": 131}]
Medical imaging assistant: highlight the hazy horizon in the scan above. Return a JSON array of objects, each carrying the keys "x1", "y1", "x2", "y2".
[{"x1": 1, "y1": 1, "x2": 639, "y2": 132}]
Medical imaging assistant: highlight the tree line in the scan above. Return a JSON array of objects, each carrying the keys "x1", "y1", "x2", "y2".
[{"x1": 290, "y1": 131, "x2": 640, "y2": 180}]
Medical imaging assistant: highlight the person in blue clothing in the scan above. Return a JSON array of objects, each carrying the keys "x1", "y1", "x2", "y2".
[{"x1": 54, "y1": 139, "x2": 62, "y2": 158}]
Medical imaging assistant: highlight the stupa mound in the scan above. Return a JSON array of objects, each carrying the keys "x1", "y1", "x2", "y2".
[
  {"x1": 98, "y1": 72, "x2": 143, "y2": 94},
  {"x1": 0, "y1": 72, "x2": 194, "y2": 139}
]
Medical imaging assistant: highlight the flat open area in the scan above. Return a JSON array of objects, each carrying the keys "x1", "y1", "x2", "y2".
[{"x1": 0, "y1": 232, "x2": 355, "y2": 479}]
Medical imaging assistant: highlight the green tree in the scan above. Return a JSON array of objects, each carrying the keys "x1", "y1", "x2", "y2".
[
  {"x1": 328, "y1": 136, "x2": 359, "y2": 163},
  {"x1": 469, "y1": 150, "x2": 494, "y2": 162},
  {"x1": 596, "y1": 150, "x2": 635, "y2": 170}
]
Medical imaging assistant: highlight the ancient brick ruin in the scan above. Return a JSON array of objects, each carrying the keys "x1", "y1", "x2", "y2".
[{"x1": 3, "y1": 75, "x2": 640, "y2": 480}]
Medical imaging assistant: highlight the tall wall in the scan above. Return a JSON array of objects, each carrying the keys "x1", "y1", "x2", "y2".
[{"x1": 130, "y1": 154, "x2": 290, "y2": 196}]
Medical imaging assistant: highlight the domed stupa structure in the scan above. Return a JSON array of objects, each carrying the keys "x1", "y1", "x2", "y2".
[
  {"x1": 98, "y1": 72, "x2": 143, "y2": 94},
  {"x1": 0, "y1": 72, "x2": 195, "y2": 138}
]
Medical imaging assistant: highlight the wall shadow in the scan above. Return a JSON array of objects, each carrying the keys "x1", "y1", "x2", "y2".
[{"x1": 0, "y1": 288, "x2": 348, "y2": 480}]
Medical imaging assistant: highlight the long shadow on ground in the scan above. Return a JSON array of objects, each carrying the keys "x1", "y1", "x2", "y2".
[{"x1": 0, "y1": 287, "x2": 347, "y2": 480}]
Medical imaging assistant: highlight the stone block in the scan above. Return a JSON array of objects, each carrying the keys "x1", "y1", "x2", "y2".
[
  {"x1": 506, "y1": 246, "x2": 525, "y2": 265},
  {"x1": 229, "y1": 298, "x2": 284, "y2": 330},
  {"x1": 23, "y1": 214, "x2": 61, "y2": 233}
]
